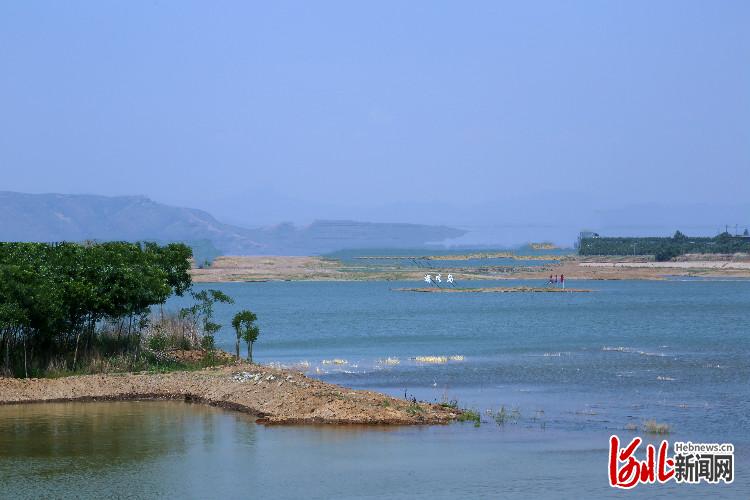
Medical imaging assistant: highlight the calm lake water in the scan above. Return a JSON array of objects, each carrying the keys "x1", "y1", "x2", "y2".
[{"x1": 2, "y1": 279, "x2": 748, "y2": 498}]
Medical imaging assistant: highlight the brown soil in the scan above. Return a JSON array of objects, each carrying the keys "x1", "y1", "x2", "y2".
[
  {"x1": 190, "y1": 255, "x2": 750, "y2": 282},
  {"x1": 510, "y1": 256, "x2": 750, "y2": 281},
  {"x1": 0, "y1": 364, "x2": 459, "y2": 425},
  {"x1": 191, "y1": 256, "x2": 348, "y2": 282},
  {"x1": 395, "y1": 286, "x2": 591, "y2": 293}
]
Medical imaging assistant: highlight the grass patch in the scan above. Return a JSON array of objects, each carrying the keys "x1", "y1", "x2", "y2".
[
  {"x1": 405, "y1": 403, "x2": 425, "y2": 416},
  {"x1": 41, "y1": 348, "x2": 234, "y2": 378},
  {"x1": 493, "y1": 405, "x2": 521, "y2": 425},
  {"x1": 458, "y1": 408, "x2": 481, "y2": 427},
  {"x1": 437, "y1": 397, "x2": 482, "y2": 427},
  {"x1": 643, "y1": 420, "x2": 671, "y2": 434},
  {"x1": 439, "y1": 399, "x2": 458, "y2": 409},
  {"x1": 494, "y1": 406, "x2": 508, "y2": 424}
]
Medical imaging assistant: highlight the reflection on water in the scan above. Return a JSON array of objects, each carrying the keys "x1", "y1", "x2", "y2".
[
  {"x1": 1, "y1": 401, "x2": 746, "y2": 499},
  {"x1": 0, "y1": 401, "x2": 256, "y2": 498},
  {"x1": 4, "y1": 280, "x2": 750, "y2": 498},
  {"x1": 2, "y1": 401, "x2": 189, "y2": 461}
]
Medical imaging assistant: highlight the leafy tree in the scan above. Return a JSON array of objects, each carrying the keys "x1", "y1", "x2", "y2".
[
  {"x1": 144, "y1": 242, "x2": 193, "y2": 297},
  {"x1": 183, "y1": 289, "x2": 234, "y2": 350},
  {"x1": 231, "y1": 310, "x2": 260, "y2": 362},
  {"x1": 655, "y1": 247, "x2": 680, "y2": 262},
  {"x1": 0, "y1": 241, "x2": 194, "y2": 376}
]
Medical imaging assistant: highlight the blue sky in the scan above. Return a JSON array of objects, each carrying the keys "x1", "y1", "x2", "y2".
[{"x1": 1, "y1": 1, "x2": 748, "y2": 243}]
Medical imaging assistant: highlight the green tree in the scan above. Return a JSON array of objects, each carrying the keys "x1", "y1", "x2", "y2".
[
  {"x1": 0, "y1": 241, "x2": 194, "y2": 376},
  {"x1": 183, "y1": 289, "x2": 234, "y2": 350},
  {"x1": 231, "y1": 310, "x2": 260, "y2": 362}
]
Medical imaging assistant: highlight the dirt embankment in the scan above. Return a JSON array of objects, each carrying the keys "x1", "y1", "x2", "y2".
[
  {"x1": 190, "y1": 255, "x2": 750, "y2": 283},
  {"x1": 191, "y1": 256, "x2": 347, "y2": 282},
  {"x1": 514, "y1": 256, "x2": 750, "y2": 280},
  {"x1": 0, "y1": 364, "x2": 459, "y2": 425},
  {"x1": 395, "y1": 286, "x2": 591, "y2": 293}
]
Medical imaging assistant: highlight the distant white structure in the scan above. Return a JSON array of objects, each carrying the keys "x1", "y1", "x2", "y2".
[
  {"x1": 447, "y1": 274, "x2": 454, "y2": 284},
  {"x1": 424, "y1": 274, "x2": 432, "y2": 283},
  {"x1": 435, "y1": 273, "x2": 442, "y2": 283}
]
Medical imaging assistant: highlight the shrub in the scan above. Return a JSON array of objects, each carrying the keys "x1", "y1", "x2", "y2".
[
  {"x1": 643, "y1": 420, "x2": 671, "y2": 434},
  {"x1": 439, "y1": 399, "x2": 459, "y2": 409},
  {"x1": 0, "y1": 241, "x2": 193, "y2": 376},
  {"x1": 494, "y1": 406, "x2": 508, "y2": 424},
  {"x1": 200, "y1": 335, "x2": 215, "y2": 351},
  {"x1": 655, "y1": 248, "x2": 680, "y2": 262},
  {"x1": 458, "y1": 409, "x2": 481, "y2": 426},
  {"x1": 147, "y1": 333, "x2": 168, "y2": 352}
]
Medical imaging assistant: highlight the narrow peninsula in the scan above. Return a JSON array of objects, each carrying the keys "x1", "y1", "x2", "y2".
[{"x1": 0, "y1": 363, "x2": 460, "y2": 425}]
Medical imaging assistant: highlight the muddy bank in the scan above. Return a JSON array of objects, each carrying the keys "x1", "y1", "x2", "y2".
[
  {"x1": 0, "y1": 364, "x2": 459, "y2": 425},
  {"x1": 394, "y1": 286, "x2": 591, "y2": 293},
  {"x1": 190, "y1": 255, "x2": 750, "y2": 282}
]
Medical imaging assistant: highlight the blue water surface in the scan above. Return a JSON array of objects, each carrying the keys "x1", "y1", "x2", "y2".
[{"x1": 5, "y1": 279, "x2": 748, "y2": 499}]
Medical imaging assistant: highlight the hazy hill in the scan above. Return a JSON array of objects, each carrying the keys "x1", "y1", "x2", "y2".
[
  {"x1": 0, "y1": 192, "x2": 465, "y2": 256},
  {"x1": 254, "y1": 220, "x2": 466, "y2": 255}
]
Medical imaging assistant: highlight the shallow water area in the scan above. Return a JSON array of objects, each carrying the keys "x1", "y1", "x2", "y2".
[
  {"x1": 3, "y1": 401, "x2": 740, "y2": 499},
  {"x1": 3, "y1": 279, "x2": 748, "y2": 498}
]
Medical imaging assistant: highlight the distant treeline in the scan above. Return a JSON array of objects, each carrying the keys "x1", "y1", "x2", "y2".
[
  {"x1": 578, "y1": 231, "x2": 750, "y2": 261},
  {"x1": 0, "y1": 241, "x2": 192, "y2": 376}
]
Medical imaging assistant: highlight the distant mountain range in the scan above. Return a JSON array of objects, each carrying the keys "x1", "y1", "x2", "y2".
[{"x1": 0, "y1": 192, "x2": 465, "y2": 258}]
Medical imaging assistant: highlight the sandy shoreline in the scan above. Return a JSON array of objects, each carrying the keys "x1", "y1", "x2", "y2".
[
  {"x1": 579, "y1": 261, "x2": 750, "y2": 270},
  {"x1": 190, "y1": 255, "x2": 750, "y2": 282},
  {"x1": 395, "y1": 286, "x2": 591, "y2": 293},
  {"x1": 0, "y1": 363, "x2": 459, "y2": 425}
]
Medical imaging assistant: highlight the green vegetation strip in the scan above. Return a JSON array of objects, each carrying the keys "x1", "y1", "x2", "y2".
[{"x1": 579, "y1": 231, "x2": 750, "y2": 261}]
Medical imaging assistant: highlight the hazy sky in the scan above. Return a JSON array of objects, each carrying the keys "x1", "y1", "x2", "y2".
[{"x1": 1, "y1": 1, "x2": 748, "y2": 243}]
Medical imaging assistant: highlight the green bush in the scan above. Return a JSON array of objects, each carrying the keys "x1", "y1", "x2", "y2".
[
  {"x1": 655, "y1": 247, "x2": 680, "y2": 262},
  {"x1": 200, "y1": 335, "x2": 215, "y2": 351},
  {"x1": 0, "y1": 241, "x2": 193, "y2": 377},
  {"x1": 458, "y1": 409, "x2": 481, "y2": 426},
  {"x1": 147, "y1": 333, "x2": 168, "y2": 352}
]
